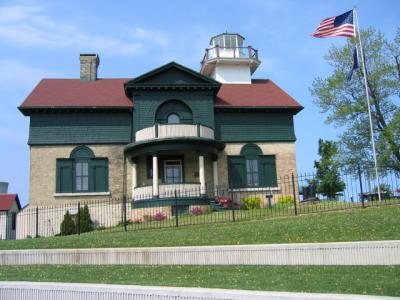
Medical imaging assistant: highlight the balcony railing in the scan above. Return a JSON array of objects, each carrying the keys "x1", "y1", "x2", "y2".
[
  {"x1": 135, "y1": 124, "x2": 214, "y2": 143},
  {"x1": 134, "y1": 183, "x2": 201, "y2": 200},
  {"x1": 202, "y1": 46, "x2": 259, "y2": 63}
]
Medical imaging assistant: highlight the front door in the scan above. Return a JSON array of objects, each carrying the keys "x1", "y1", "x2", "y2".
[{"x1": 164, "y1": 160, "x2": 183, "y2": 184}]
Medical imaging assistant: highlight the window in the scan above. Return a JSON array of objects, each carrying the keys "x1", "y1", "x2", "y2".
[
  {"x1": 164, "y1": 160, "x2": 182, "y2": 184},
  {"x1": 75, "y1": 161, "x2": 89, "y2": 191},
  {"x1": 167, "y1": 113, "x2": 180, "y2": 124},
  {"x1": 56, "y1": 146, "x2": 108, "y2": 193},
  {"x1": 155, "y1": 100, "x2": 193, "y2": 124},
  {"x1": 228, "y1": 144, "x2": 277, "y2": 188},
  {"x1": 246, "y1": 159, "x2": 259, "y2": 187}
]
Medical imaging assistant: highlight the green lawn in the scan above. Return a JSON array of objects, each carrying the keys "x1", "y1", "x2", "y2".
[
  {"x1": 0, "y1": 265, "x2": 399, "y2": 296},
  {"x1": 1, "y1": 205, "x2": 399, "y2": 250}
]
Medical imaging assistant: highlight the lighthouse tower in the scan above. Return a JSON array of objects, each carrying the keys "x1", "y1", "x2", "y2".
[{"x1": 200, "y1": 33, "x2": 261, "y2": 84}]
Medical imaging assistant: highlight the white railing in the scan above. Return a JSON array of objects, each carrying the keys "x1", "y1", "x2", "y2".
[
  {"x1": 135, "y1": 124, "x2": 214, "y2": 142},
  {"x1": 158, "y1": 124, "x2": 197, "y2": 138},
  {"x1": 203, "y1": 46, "x2": 259, "y2": 62},
  {"x1": 135, "y1": 126, "x2": 155, "y2": 141},
  {"x1": 134, "y1": 183, "x2": 201, "y2": 200}
]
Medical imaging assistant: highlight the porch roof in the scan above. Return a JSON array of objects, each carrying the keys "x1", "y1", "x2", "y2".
[{"x1": 125, "y1": 137, "x2": 225, "y2": 158}]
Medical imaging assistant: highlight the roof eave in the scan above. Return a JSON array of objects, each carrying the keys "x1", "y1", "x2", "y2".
[{"x1": 18, "y1": 106, "x2": 133, "y2": 116}]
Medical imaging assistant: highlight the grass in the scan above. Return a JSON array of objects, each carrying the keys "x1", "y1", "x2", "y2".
[
  {"x1": 1, "y1": 204, "x2": 399, "y2": 250},
  {"x1": 0, "y1": 265, "x2": 399, "y2": 296}
]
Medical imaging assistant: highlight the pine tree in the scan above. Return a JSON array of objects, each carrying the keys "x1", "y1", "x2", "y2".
[
  {"x1": 78, "y1": 205, "x2": 93, "y2": 233},
  {"x1": 60, "y1": 211, "x2": 76, "y2": 236}
]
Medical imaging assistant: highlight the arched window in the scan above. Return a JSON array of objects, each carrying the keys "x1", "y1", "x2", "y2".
[
  {"x1": 228, "y1": 143, "x2": 277, "y2": 188},
  {"x1": 241, "y1": 144, "x2": 262, "y2": 187},
  {"x1": 56, "y1": 146, "x2": 108, "y2": 193},
  {"x1": 167, "y1": 113, "x2": 180, "y2": 124},
  {"x1": 155, "y1": 100, "x2": 193, "y2": 124}
]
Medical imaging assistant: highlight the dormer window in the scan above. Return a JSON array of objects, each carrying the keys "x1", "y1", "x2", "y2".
[{"x1": 167, "y1": 113, "x2": 180, "y2": 124}]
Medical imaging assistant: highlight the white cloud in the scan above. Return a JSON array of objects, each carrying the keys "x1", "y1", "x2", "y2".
[
  {"x1": 0, "y1": 59, "x2": 58, "y2": 87},
  {"x1": 0, "y1": 4, "x2": 170, "y2": 56}
]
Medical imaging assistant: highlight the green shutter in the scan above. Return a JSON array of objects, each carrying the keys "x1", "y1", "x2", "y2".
[
  {"x1": 228, "y1": 156, "x2": 246, "y2": 188},
  {"x1": 90, "y1": 159, "x2": 108, "y2": 192},
  {"x1": 259, "y1": 156, "x2": 277, "y2": 187},
  {"x1": 56, "y1": 159, "x2": 73, "y2": 193}
]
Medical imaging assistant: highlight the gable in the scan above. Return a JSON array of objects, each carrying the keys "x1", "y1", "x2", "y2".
[{"x1": 124, "y1": 62, "x2": 220, "y2": 97}]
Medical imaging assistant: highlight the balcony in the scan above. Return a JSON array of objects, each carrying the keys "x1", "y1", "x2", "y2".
[
  {"x1": 135, "y1": 124, "x2": 214, "y2": 143},
  {"x1": 202, "y1": 46, "x2": 259, "y2": 63}
]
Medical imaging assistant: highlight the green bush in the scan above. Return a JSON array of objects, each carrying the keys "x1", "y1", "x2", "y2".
[
  {"x1": 241, "y1": 196, "x2": 262, "y2": 210},
  {"x1": 78, "y1": 205, "x2": 94, "y2": 233},
  {"x1": 277, "y1": 195, "x2": 294, "y2": 205},
  {"x1": 60, "y1": 211, "x2": 76, "y2": 236}
]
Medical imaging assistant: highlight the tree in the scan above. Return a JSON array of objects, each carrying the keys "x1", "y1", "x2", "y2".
[
  {"x1": 312, "y1": 139, "x2": 346, "y2": 199},
  {"x1": 60, "y1": 211, "x2": 76, "y2": 236},
  {"x1": 78, "y1": 205, "x2": 93, "y2": 233},
  {"x1": 310, "y1": 28, "x2": 400, "y2": 173}
]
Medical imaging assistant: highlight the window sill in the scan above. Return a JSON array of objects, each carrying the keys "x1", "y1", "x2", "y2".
[
  {"x1": 229, "y1": 187, "x2": 280, "y2": 192},
  {"x1": 53, "y1": 192, "x2": 111, "y2": 197}
]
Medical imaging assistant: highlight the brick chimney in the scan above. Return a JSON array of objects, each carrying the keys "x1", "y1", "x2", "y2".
[{"x1": 79, "y1": 54, "x2": 99, "y2": 80}]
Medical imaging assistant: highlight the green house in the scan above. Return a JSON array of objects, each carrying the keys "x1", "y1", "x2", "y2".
[{"x1": 19, "y1": 33, "x2": 302, "y2": 214}]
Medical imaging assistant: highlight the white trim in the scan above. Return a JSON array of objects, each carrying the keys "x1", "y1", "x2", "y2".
[
  {"x1": 53, "y1": 192, "x2": 110, "y2": 197},
  {"x1": 229, "y1": 187, "x2": 280, "y2": 192}
]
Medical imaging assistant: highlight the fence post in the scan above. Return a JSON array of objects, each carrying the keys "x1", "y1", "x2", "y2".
[
  {"x1": 35, "y1": 206, "x2": 39, "y2": 238},
  {"x1": 291, "y1": 173, "x2": 298, "y2": 216},
  {"x1": 123, "y1": 196, "x2": 127, "y2": 231},
  {"x1": 77, "y1": 202, "x2": 81, "y2": 235},
  {"x1": 358, "y1": 165, "x2": 365, "y2": 208},
  {"x1": 230, "y1": 189, "x2": 236, "y2": 222},
  {"x1": 174, "y1": 190, "x2": 179, "y2": 227}
]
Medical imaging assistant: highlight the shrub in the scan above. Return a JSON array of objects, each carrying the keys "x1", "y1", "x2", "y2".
[
  {"x1": 277, "y1": 195, "x2": 294, "y2": 205},
  {"x1": 116, "y1": 219, "x2": 133, "y2": 227},
  {"x1": 78, "y1": 205, "x2": 94, "y2": 233},
  {"x1": 215, "y1": 196, "x2": 240, "y2": 209},
  {"x1": 241, "y1": 196, "x2": 262, "y2": 210},
  {"x1": 60, "y1": 210, "x2": 76, "y2": 236},
  {"x1": 153, "y1": 212, "x2": 167, "y2": 221},
  {"x1": 191, "y1": 207, "x2": 204, "y2": 216},
  {"x1": 132, "y1": 218, "x2": 143, "y2": 224},
  {"x1": 374, "y1": 184, "x2": 394, "y2": 198}
]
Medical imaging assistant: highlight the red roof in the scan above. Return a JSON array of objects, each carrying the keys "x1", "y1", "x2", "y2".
[
  {"x1": 20, "y1": 78, "x2": 302, "y2": 110},
  {"x1": 20, "y1": 79, "x2": 133, "y2": 109},
  {"x1": 0, "y1": 194, "x2": 21, "y2": 211},
  {"x1": 215, "y1": 79, "x2": 302, "y2": 108}
]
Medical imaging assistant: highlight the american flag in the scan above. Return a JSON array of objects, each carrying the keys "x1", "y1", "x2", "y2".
[{"x1": 312, "y1": 10, "x2": 356, "y2": 38}]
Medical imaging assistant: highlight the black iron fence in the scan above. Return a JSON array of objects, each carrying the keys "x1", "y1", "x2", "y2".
[{"x1": 12, "y1": 167, "x2": 400, "y2": 239}]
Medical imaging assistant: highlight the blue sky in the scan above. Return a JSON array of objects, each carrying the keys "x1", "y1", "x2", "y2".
[{"x1": 0, "y1": 0, "x2": 399, "y2": 205}]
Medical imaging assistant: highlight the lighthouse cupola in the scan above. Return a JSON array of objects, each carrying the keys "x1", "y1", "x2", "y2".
[{"x1": 200, "y1": 33, "x2": 260, "y2": 84}]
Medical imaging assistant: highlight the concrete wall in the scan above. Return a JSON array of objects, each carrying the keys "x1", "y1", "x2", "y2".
[
  {"x1": 1, "y1": 240, "x2": 399, "y2": 266},
  {"x1": 29, "y1": 145, "x2": 126, "y2": 206},
  {"x1": 1, "y1": 282, "x2": 393, "y2": 300}
]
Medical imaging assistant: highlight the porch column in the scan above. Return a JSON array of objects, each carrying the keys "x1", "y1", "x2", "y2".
[
  {"x1": 131, "y1": 161, "x2": 137, "y2": 199},
  {"x1": 212, "y1": 159, "x2": 219, "y2": 196},
  {"x1": 199, "y1": 155, "x2": 206, "y2": 194},
  {"x1": 152, "y1": 154, "x2": 159, "y2": 197}
]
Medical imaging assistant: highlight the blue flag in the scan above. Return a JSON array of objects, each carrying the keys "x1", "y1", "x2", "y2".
[{"x1": 347, "y1": 47, "x2": 359, "y2": 81}]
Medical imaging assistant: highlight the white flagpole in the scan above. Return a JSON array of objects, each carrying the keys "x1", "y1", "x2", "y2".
[{"x1": 353, "y1": 7, "x2": 381, "y2": 201}]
